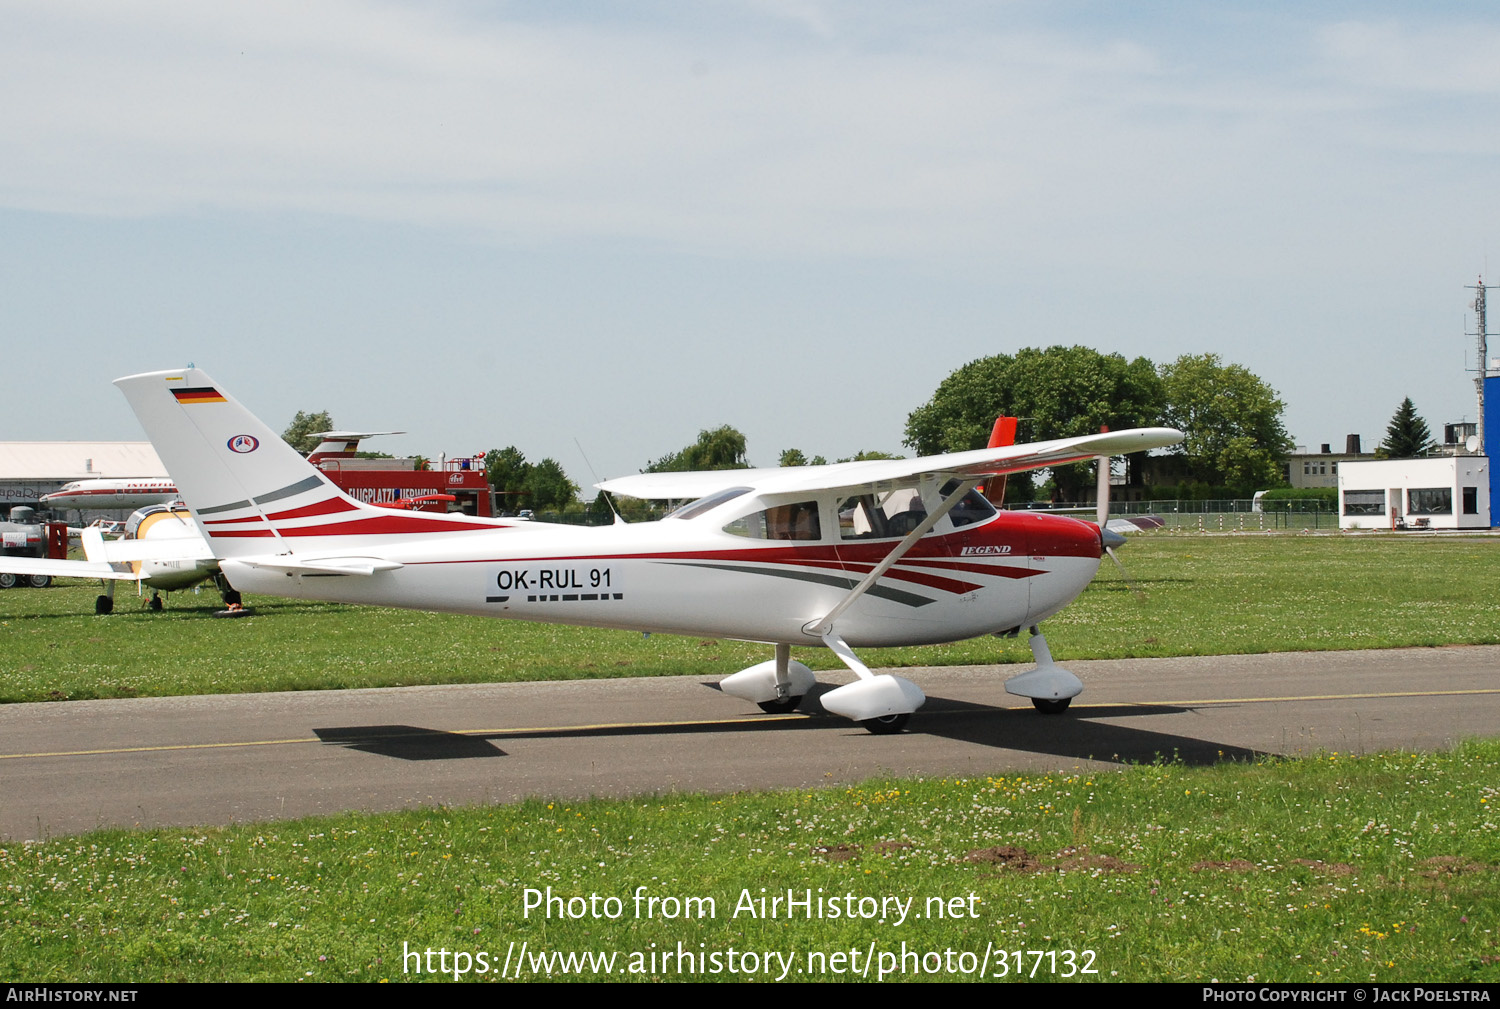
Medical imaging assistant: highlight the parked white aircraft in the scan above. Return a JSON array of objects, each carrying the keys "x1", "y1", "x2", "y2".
[
  {"x1": 41, "y1": 478, "x2": 179, "y2": 512},
  {"x1": 116, "y1": 368, "x2": 1182, "y2": 732},
  {"x1": 0, "y1": 504, "x2": 228, "y2": 614}
]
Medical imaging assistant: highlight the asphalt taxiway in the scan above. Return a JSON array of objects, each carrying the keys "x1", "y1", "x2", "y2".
[{"x1": 2, "y1": 645, "x2": 1497, "y2": 840}]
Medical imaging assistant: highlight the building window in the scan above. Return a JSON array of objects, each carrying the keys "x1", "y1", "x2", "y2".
[
  {"x1": 1463, "y1": 487, "x2": 1478, "y2": 515},
  {"x1": 1342, "y1": 490, "x2": 1384, "y2": 516},
  {"x1": 1408, "y1": 488, "x2": 1452, "y2": 515}
]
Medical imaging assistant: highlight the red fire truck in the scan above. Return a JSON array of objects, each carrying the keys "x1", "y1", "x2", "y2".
[{"x1": 307, "y1": 432, "x2": 493, "y2": 517}]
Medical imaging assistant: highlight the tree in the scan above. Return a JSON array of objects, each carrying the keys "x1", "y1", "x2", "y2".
[
  {"x1": 484, "y1": 446, "x2": 578, "y2": 513},
  {"x1": 485, "y1": 446, "x2": 531, "y2": 512},
  {"x1": 1158, "y1": 353, "x2": 1292, "y2": 491},
  {"x1": 836, "y1": 450, "x2": 904, "y2": 462},
  {"x1": 904, "y1": 346, "x2": 1164, "y2": 500},
  {"x1": 1377, "y1": 397, "x2": 1435, "y2": 459},
  {"x1": 282, "y1": 410, "x2": 334, "y2": 454},
  {"x1": 587, "y1": 491, "x2": 616, "y2": 524},
  {"x1": 780, "y1": 449, "x2": 828, "y2": 467},
  {"x1": 523, "y1": 458, "x2": 579, "y2": 512},
  {"x1": 646, "y1": 425, "x2": 749, "y2": 472}
]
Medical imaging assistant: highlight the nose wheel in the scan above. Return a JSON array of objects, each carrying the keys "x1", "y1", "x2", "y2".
[
  {"x1": 860, "y1": 713, "x2": 910, "y2": 735},
  {"x1": 1005, "y1": 627, "x2": 1084, "y2": 714}
]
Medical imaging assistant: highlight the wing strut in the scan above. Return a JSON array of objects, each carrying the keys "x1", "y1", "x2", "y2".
[{"x1": 805, "y1": 477, "x2": 979, "y2": 643}]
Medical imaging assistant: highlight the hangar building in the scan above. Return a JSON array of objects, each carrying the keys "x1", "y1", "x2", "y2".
[{"x1": 0, "y1": 443, "x2": 166, "y2": 515}]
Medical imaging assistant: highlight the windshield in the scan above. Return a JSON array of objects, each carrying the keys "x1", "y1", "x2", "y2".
[{"x1": 664, "y1": 486, "x2": 753, "y2": 521}]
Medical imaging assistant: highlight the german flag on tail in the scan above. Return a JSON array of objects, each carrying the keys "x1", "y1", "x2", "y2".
[{"x1": 171, "y1": 387, "x2": 227, "y2": 405}]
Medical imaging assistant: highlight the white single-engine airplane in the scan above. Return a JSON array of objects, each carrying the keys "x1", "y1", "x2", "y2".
[{"x1": 116, "y1": 368, "x2": 1181, "y2": 733}]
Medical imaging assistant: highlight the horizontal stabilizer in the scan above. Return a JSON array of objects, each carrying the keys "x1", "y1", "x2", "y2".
[{"x1": 238, "y1": 557, "x2": 405, "y2": 576}]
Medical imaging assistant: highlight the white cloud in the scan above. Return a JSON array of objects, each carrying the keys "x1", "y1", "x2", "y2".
[
  {"x1": 0, "y1": 2, "x2": 1186, "y2": 253},
  {"x1": 0, "y1": 2, "x2": 1497, "y2": 276},
  {"x1": 1319, "y1": 19, "x2": 1500, "y2": 94}
]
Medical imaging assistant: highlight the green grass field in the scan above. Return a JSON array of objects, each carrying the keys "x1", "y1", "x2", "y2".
[
  {"x1": 1, "y1": 533, "x2": 1496, "y2": 703},
  {"x1": 2, "y1": 742, "x2": 1496, "y2": 982}
]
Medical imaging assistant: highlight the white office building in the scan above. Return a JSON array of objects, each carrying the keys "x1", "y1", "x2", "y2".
[{"x1": 1338, "y1": 456, "x2": 1490, "y2": 530}]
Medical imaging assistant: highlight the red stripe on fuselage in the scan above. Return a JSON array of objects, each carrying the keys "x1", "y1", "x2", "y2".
[
  {"x1": 900, "y1": 557, "x2": 1033, "y2": 578},
  {"x1": 792, "y1": 558, "x2": 988, "y2": 594},
  {"x1": 200, "y1": 497, "x2": 370, "y2": 525},
  {"x1": 265, "y1": 497, "x2": 359, "y2": 521},
  {"x1": 273, "y1": 515, "x2": 501, "y2": 536}
]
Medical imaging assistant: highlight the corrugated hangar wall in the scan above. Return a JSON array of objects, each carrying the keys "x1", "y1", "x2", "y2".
[{"x1": 0, "y1": 443, "x2": 167, "y2": 510}]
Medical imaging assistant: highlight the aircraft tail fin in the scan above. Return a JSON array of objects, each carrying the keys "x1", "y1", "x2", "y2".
[
  {"x1": 981, "y1": 416, "x2": 1018, "y2": 505},
  {"x1": 114, "y1": 368, "x2": 506, "y2": 558}
]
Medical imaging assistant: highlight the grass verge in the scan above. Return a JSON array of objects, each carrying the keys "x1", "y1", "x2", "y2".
[{"x1": 2, "y1": 742, "x2": 1497, "y2": 982}]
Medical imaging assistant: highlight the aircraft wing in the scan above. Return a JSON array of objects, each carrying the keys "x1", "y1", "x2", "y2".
[
  {"x1": 595, "y1": 466, "x2": 785, "y2": 501},
  {"x1": 597, "y1": 428, "x2": 1183, "y2": 500},
  {"x1": 0, "y1": 556, "x2": 139, "y2": 581}
]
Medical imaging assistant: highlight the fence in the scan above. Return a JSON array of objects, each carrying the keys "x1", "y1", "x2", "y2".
[
  {"x1": 1014, "y1": 499, "x2": 1336, "y2": 531},
  {"x1": 1135, "y1": 509, "x2": 1335, "y2": 532}
]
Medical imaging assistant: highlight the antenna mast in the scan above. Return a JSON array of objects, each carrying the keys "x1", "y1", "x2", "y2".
[{"x1": 1467, "y1": 277, "x2": 1491, "y2": 454}]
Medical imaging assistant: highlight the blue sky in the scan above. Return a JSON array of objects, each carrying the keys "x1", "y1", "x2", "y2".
[{"x1": 4, "y1": 1, "x2": 1498, "y2": 482}]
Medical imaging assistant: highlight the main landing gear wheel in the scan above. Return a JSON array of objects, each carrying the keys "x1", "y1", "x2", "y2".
[
  {"x1": 1032, "y1": 697, "x2": 1071, "y2": 715},
  {"x1": 757, "y1": 696, "x2": 804, "y2": 714},
  {"x1": 95, "y1": 595, "x2": 114, "y2": 615},
  {"x1": 860, "y1": 713, "x2": 910, "y2": 735}
]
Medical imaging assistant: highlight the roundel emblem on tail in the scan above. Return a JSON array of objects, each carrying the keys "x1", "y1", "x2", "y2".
[{"x1": 227, "y1": 434, "x2": 260, "y2": 454}]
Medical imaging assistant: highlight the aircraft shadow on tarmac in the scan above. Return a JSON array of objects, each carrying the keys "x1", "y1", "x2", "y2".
[
  {"x1": 793, "y1": 681, "x2": 1265, "y2": 766},
  {"x1": 314, "y1": 725, "x2": 507, "y2": 761},
  {"x1": 310, "y1": 681, "x2": 1263, "y2": 767},
  {"x1": 910, "y1": 695, "x2": 1265, "y2": 766}
]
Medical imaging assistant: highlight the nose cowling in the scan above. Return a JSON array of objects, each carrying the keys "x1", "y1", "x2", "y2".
[
  {"x1": 1024, "y1": 513, "x2": 1104, "y2": 560},
  {"x1": 1022, "y1": 513, "x2": 1104, "y2": 625}
]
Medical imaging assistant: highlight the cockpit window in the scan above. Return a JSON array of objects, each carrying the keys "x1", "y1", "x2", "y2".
[
  {"x1": 838, "y1": 488, "x2": 927, "y2": 539},
  {"x1": 723, "y1": 501, "x2": 822, "y2": 540},
  {"x1": 124, "y1": 505, "x2": 190, "y2": 540},
  {"x1": 941, "y1": 479, "x2": 998, "y2": 528},
  {"x1": 838, "y1": 481, "x2": 996, "y2": 539},
  {"x1": 665, "y1": 487, "x2": 753, "y2": 521}
]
